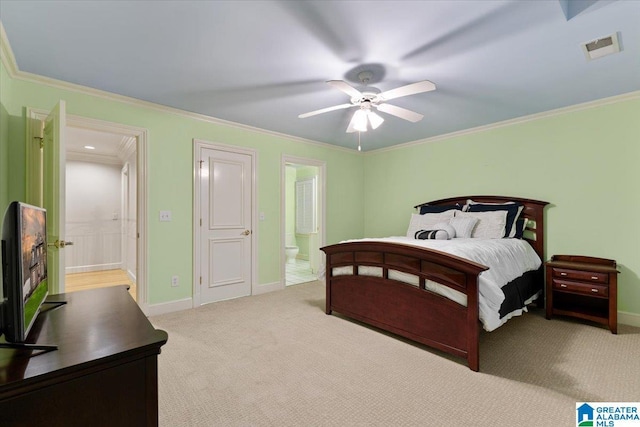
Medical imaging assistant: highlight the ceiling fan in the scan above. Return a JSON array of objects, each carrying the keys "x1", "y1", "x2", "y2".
[{"x1": 298, "y1": 71, "x2": 436, "y2": 133}]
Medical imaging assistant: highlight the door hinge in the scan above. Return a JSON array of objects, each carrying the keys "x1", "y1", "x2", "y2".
[
  {"x1": 200, "y1": 218, "x2": 202, "y2": 226},
  {"x1": 198, "y1": 160, "x2": 204, "y2": 169},
  {"x1": 199, "y1": 276, "x2": 202, "y2": 285},
  {"x1": 34, "y1": 120, "x2": 44, "y2": 149}
]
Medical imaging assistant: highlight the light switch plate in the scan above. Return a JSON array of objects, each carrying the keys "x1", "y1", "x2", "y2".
[{"x1": 159, "y1": 210, "x2": 172, "y2": 221}]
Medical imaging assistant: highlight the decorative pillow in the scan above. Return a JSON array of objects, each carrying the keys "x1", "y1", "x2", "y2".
[
  {"x1": 454, "y1": 210, "x2": 508, "y2": 239},
  {"x1": 514, "y1": 217, "x2": 527, "y2": 239},
  {"x1": 414, "y1": 229, "x2": 449, "y2": 240},
  {"x1": 464, "y1": 202, "x2": 523, "y2": 238},
  {"x1": 448, "y1": 216, "x2": 478, "y2": 239},
  {"x1": 418, "y1": 204, "x2": 462, "y2": 215},
  {"x1": 433, "y1": 221, "x2": 456, "y2": 239},
  {"x1": 406, "y1": 211, "x2": 456, "y2": 238}
]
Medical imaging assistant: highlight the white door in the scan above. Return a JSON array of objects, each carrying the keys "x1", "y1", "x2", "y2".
[
  {"x1": 199, "y1": 146, "x2": 253, "y2": 304},
  {"x1": 42, "y1": 101, "x2": 67, "y2": 294}
]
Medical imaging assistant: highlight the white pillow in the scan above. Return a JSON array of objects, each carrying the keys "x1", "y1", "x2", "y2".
[
  {"x1": 464, "y1": 199, "x2": 524, "y2": 237},
  {"x1": 433, "y1": 221, "x2": 456, "y2": 239},
  {"x1": 448, "y1": 217, "x2": 478, "y2": 238},
  {"x1": 406, "y1": 211, "x2": 456, "y2": 238},
  {"x1": 454, "y1": 210, "x2": 508, "y2": 239}
]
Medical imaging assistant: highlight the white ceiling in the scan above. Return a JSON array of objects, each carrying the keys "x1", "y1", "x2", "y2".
[
  {"x1": 65, "y1": 127, "x2": 133, "y2": 165},
  {"x1": 66, "y1": 127, "x2": 123, "y2": 156},
  {"x1": 2, "y1": 0, "x2": 639, "y2": 151}
]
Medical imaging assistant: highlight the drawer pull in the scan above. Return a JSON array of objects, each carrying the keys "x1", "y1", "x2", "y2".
[
  {"x1": 591, "y1": 276, "x2": 598, "y2": 280},
  {"x1": 560, "y1": 284, "x2": 567, "y2": 288},
  {"x1": 560, "y1": 272, "x2": 567, "y2": 276},
  {"x1": 591, "y1": 289, "x2": 598, "y2": 293}
]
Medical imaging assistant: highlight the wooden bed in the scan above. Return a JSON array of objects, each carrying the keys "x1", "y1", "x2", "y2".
[{"x1": 321, "y1": 196, "x2": 548, "y2": 371}]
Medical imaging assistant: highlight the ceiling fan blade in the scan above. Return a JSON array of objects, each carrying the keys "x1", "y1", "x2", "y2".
[
  {"x1": 298, "y1": 103, "x2": 354, "y2": 119},
  {"x1": 376, "y1": 103, "x2": 424, "y2": 123},
  {"x1": 378, "y1": 80, "x2": 436, "y2": 101},
  {"x1": 327, "y1": 80, "x2": 363, "y2": 99}
]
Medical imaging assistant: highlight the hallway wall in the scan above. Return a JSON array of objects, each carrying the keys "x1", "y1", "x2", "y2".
[{"x1": 65, "y1": 160, "x2": 122, "y2": 273}]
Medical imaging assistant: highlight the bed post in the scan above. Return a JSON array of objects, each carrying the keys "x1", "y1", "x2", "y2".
[
  {"x1": 466, "y1": 274, "x2": 480, "y2": 372},
  {"x1": 325, "y1": 255, "x2": 332, "y2": 315}
]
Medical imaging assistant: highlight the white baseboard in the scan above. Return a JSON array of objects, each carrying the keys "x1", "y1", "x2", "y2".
[
  {"x1": 143, "y1": 281, "x2": 283, "y2": 317},
  {"x1": 66, "y1": 262, "x2": 122, "y2": 274},
  {"x1": 619, "y1": 310, "x2": 640, "y2": 328},
  {"x1": 127, "y1": 269, "x2": 136, "y2": 283},
  {"x1": 143, "y1": 297, "x2": 193, "y2": 317},
  {"x1": 252, "y1": 281, "x2": 283, "y2": 295}
]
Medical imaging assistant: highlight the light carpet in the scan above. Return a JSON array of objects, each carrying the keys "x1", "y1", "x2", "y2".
[{"x1": 150, "y1": 281, "x2": 640, "y2": 426}]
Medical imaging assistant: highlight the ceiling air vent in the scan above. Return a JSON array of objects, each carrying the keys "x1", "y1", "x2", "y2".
[{"x1": 582, "y1": 32, "x2": 621, "y2": 61}]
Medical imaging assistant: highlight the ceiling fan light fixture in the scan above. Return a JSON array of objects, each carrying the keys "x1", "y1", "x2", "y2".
[
  {"x1": 367, "y1": 111, "x2": 384, "y2": 130},
  {"x1": 352, "y1": 109, "x2": 369, "y2": 132}
]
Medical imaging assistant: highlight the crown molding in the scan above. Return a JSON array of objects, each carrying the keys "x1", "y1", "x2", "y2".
[
  {"x1": 67, "y1": 150, "x2": 123, "y2": 166},
  {"x1": 0, "y1": 21, "x2": 19, "y2": 76},
  {"x1": 6, "y1": 20, "x2": 636, "y2": 158},
  {"x1": 119, "y1": 136, "x2": 136, "y2": 161},
  {"x1": 0, "y1": 21, "x2": 356, "y2": 155},
  {"x1": 366, "y1": 90, "x2": 640, "y2": 155}
]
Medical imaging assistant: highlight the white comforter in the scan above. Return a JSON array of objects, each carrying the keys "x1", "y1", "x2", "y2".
[{"x1": 322, "y1": 237, "x2": 542, "y2": 332}]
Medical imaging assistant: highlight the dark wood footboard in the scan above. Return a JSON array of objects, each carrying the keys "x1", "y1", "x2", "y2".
[
  {"x1": 322, "y1": 241, "x2": 488, "y2": 371},
  {"x1": 322, "y1": 196, "x2": 548, "y2": 372}
]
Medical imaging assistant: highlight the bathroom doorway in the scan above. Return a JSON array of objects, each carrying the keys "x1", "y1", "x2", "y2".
[{"x1": 281, "y1": 156, "x2": 325, "y2": 287}]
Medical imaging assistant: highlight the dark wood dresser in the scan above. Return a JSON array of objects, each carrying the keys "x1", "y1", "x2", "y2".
[
  {"x1": 545, "y1": 255, "x2": 618, "y2": 333},
  {"x1": 0, "y1": 286, "x2": 168, "y2": 426}
]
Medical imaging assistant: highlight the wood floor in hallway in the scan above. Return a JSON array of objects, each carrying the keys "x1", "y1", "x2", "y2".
[{"x1": 65, "y1": 269, "x2": 136, "y2": 301}]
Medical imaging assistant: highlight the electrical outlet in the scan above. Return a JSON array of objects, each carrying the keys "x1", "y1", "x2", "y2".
[{"x1": 171, "y1": 275, "x2": 179, "y2": 287}]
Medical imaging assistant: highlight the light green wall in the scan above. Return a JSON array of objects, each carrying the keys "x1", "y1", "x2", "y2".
[
  {"x1": 285, "y1": 166, "x2": 296, "y2": 246},
  {"x1": 3, "y1": 56, "x2": 638, "y2": 317},
  {"x1": 0, "y1": 60, "x2": 22, "y2": 215},
  {"x1": 0, "y1": 61, "x2": 365, "y2": 305},
  {"x1": 364, "y1": 97, "x2": 640, "y2": 315},
  {"x1": 0, "y1": 101, "x2": 8, "y2": 214}
]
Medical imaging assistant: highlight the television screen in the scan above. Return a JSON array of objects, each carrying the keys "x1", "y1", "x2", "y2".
[{"x1": 1, "y1": 202, "x2": 49, "y2": 343}]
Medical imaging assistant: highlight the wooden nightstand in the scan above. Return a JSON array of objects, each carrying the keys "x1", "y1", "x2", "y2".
[{"x1": 545, "y1": 255, "x2": 618, "y2": 333}]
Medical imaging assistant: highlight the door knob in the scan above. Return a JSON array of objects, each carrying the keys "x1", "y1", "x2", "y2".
[
  {"x1": 242, "y1": 230, "x2": 251, "y2": 236},
  {"x1": 48, "y1": 239, "x2": 74, "y2": 249}
]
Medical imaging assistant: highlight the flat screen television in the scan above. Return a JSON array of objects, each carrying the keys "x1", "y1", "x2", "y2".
[{"x1": 1, "y1": 201, "x2": 49, "y2": 344}]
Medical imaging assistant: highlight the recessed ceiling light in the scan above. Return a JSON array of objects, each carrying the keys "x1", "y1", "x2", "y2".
[{"x1": 84, "y1": 145, "x2": 96, "y2": 150}]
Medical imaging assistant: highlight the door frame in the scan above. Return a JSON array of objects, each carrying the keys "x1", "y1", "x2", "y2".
[
  {"x1": 280, "y1": 155, "x2": 326, "y2": 288},
  {"x1": 192, "y1": 139, "x2": 257, "y2": 307},
  {"x1": 26, "y1": 108, "x2": 149, "y2": 309}
]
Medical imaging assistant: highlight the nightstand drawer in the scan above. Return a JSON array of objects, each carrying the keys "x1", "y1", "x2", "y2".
[
  {"x1": 552, "y1": 279, "x2": 608, "y2": 297},
  {"x1": 552, "y1": 267, "x2": 608, "y2": 284}
]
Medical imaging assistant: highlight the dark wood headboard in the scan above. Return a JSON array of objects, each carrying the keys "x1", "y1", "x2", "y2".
[{"x1": 414, "y1": 196, "x2": 549, "y2": 261}]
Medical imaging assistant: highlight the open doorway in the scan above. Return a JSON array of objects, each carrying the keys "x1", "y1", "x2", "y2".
[
  {"x1": 26, "y1": 106, "x2": 148, "y2": 308},
  {"x1": 281, "y1": 156, "x2": 326, "y2": 287},
  {"x1": 63, "y1": 128, "x2": 137, "y2": 300}
]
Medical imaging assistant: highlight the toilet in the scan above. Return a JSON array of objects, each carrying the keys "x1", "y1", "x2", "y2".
[{"x1": 285, "y1": 246, "x2": 299, "y2": 264}]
